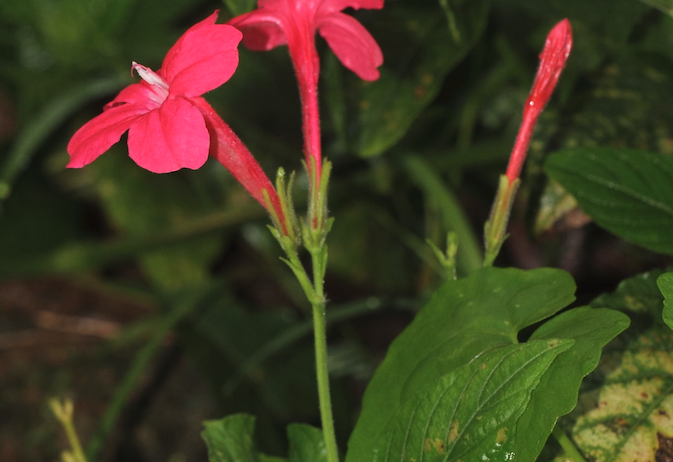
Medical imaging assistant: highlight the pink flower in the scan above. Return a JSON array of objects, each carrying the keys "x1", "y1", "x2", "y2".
[
  {"x1": 228, "y1": 0, "x2": 384, "y2": 179},
  {"x1": 67, "y1": 11, "x2": 286, "y2": 230},
  {"x1": 505, "y1": 18, "x2": 572, "y2": 183},
  {"x1": 68, "y1": 12, "x2": 240, "y2": 173}
]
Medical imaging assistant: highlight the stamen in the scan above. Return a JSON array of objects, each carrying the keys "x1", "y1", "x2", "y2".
[{"x1": 131, "y1": 61, "x2": 169, "y2": 105}]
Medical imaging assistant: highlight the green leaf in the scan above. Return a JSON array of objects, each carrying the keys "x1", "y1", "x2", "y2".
[
  {"x1": 356, "y1": 0, "x2": 489, "y2": 157},
  {"x1": 515, "y1": 307, "x2": 630, "y2": 462},
  {"x1": 657, "y1": 271, "x2": 673, "y2": 331},
  {"x1": 202, "y1": 415, "x2": 326, "y2": 462},
  {"x1": 203, "y1": 414, "x2": 259, "y2": 462},
  {"x1": 369, "y1": 340, "x2": 573, "y2": 462},
  {"x1": 544, "y1": 147, "x2": 673, "y2": 256},
  {"x1": 591, "y1": 269, "x2": 665, "y2": 320},
  {"x1": 346, "y1": 267, "x2": 577, "y2": 462},
  {"x1": 287, "y1": 424, "x2": 327, "y2": 462}
]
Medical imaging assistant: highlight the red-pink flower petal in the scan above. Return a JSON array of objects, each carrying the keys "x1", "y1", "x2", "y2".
[
  {"x1": 161, "y1": 11, "x2": 219, "y2": 71},
  {"x1": 126, "y1": 98, "x2": 210, "y2": 173},
  {"x1": 317, "y1": 12, "x2": 383, "y2": 81},
  {"x1": 162, "y1": 24, "x2": 243, "y2": 97},
  {"x1": 103, "y1": 82, "x2": 159, "y2": 111},
  {"x1": 227, "y1": 10, "x2": 287, "y2": 51},
  {"x1": 319, "y1": 0, "x2": 384, "y2": 14},
  {"x1": 525, "y1": 18, "x2": 572, "y2": 117},
  {"x1": 67, "y1": 103, "x2": 148, "y2": 168}
]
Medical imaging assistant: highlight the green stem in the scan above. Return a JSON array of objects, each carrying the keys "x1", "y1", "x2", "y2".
[
  {"x1": 310, "y1": 248, "x2": 339, "y2": 462},
  {"x1": 483, "y1": 175, "x2": 520, "y2": 267},
  {"x1": 553, "y1": 427, "x2": 588, "y2": 462},
  {"x1": 274, "y1": 229, "x2": 338, "y2": 462},
  {"x1": 63, "y1": 417, "x2": 87, "y2": 462},
  {"x1": 50, "y1": 399, "x2": 87, "y2": 462},
  {"x1": 312, "y1": 300, "x2": 339, "y2": 462}
]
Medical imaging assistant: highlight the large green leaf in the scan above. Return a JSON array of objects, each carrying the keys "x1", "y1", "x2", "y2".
[
  {"x1": 515, "y1": 307, "x2": 630, "y2": 461},
  {"x1": 346, "y1": 267, "x2": 577, "y2": 462},
  {"x1": 544, "y1": 147, "x2": 673, "y2": 256},
  {"x1": 369, "y1": 340, "x2": 573, "y2": 462},
  {"x1": 355, "y1": 0, "x2": 489, "y2": 157}
]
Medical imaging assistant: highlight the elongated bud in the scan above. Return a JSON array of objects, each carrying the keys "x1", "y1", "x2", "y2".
[
  {"x1": 484, "y1": 19, "x2": 572, "y2": 266},
  {"x1": 505, "y1": 19, "x2": 572, "y2": 183}
]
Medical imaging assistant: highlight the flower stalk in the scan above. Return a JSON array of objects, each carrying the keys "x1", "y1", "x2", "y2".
[{"x1": 228, "y1": 3, "x2": 384, "y2": 459}]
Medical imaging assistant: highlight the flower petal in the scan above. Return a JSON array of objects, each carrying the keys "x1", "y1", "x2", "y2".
[
  {"x1": 104, "y1": 82, "x2": 159, "y2": 111},
  {"x1": 127, "y1": 97, "x2": 210, "y2": 173},
  {"x1": 227, "y1": 9, "x2": 287, "y2": 51},
  {"x1": 318, "y1": 0, "x2": 384, "y2": 14},
  {"x1": 317, "y1": 12, "x2": 383, "y2": 81},
  {"x1": 161, "y1": 10, "x2": 219, "y2": 67},
  {"x1": 162, "y1": 16, "x2": 243, "y2": 97},
  {"x1": 67, "y1": 102, "x2": 147, "y2": 168}
]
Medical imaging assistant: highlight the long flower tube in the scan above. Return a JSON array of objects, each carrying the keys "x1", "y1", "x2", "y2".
[
  {"x1": 67, "y1": 11, "x2": 288, "y2": 234},
  {"x1": 504, "y1": 18, "x2": 573, "y2": 183},
  {"x1": 228, "y1": 0, "x2": 384, "y2": 183},
  {"x1": 484, "y1": 19, "x2": 572, "y2": 266}
]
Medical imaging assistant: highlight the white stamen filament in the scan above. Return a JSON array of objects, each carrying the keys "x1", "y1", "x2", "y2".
[{"x1": 132, "y1": 61, "x2": 169, "y2": 105}]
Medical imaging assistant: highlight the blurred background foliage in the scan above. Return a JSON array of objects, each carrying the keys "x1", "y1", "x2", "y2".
[{"x1": 1, "y1": 0, "x2": 673, "y2": 460}]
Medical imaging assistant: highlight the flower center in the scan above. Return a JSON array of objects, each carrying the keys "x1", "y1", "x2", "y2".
[{"x1": 132, "y1": 61, "x2": 169, "y2": 106}]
